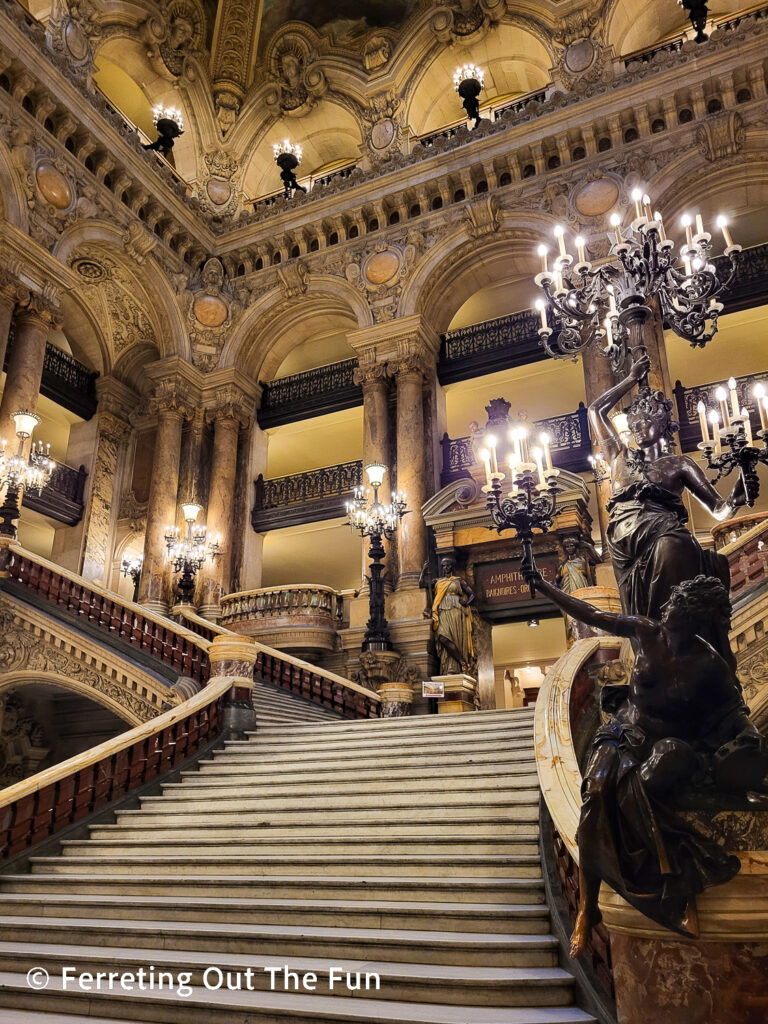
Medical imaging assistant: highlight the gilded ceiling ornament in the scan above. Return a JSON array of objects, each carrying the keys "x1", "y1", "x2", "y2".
[
  {"x1": 363, "y1": 35, "x2": 392, "y2": 71},
  {"x1": 430, "y1": 0, "x2": 504, "y2": 45},
  {"x1": 46, "y1": 0, "x2": 100, "y2": 75},
  {"x1": 264, "y1": 29, "x2": 328, "y2": 117},
  {"x1": 200, "y1": 149, "x2": 241, "y2": 215},
  {"x1": 361, "y1": 93, "x2": 404, "y2": 161}
]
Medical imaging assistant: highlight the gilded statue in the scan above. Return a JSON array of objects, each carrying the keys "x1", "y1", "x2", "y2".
[
  {"x1": 420, "y1": 556, "x2": 475, "y2": 676},
  {"x1": 523, "y1": 564, "x2": 768, "y2": 958},
  {"x1": 589, "y1": 352, "x2": 745, "y2": 658},
  {"x1": 556, "y1": 535, "x2": 600, "y2": 594}
]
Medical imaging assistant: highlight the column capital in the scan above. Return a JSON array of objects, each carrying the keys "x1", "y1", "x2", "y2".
[
  {"x1": 148, "y1": 376, "x2": 194, "y2": 421},
  {"x1": 96, "y1": 376, "x2": 139, "y2": 423},
  {"x1": 205, "y1": 384, "x2": 253, "y2": 430},
  {"x1": 16, "y1": 293, "x2": 61, "y2": 330},
  {"x1": 0, "y1": 268, "x2": 29, "y2": 308},
  {"x1": 353, "y1": 359, "x2": 388, "y2": 390},
  {"x1": 347, "y1": 314, "x2": 440, "y2": 380}
]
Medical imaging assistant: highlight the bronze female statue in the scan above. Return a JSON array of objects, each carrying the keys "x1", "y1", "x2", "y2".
[
  {"x1": 589, "y1": 352, "x2": 745, "y2": 659},
  {"x1": 420, "y1": 556, "x2": 475, "y2": 675},
  {"x1": 523, "y1": 563, "x2": 768, "y2": 958}
]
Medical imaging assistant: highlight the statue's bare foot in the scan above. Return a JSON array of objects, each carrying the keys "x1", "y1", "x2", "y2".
[{"x1": 569, "y1": 909, "x2": 592, "y2": 958}]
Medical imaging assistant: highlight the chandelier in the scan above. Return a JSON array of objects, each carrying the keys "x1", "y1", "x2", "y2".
[
  {"x1": 478, "y1": 428, "x2": 563, "y2": 598},
  {"x1": 142, "y1": 106, "x2": 184, "y2": 159},
  {"x1": 453, "y1": 64, "x2": 485, "y2": 128},
  {"x1": 164, "y1": 502, "x2": 220, "y2": 604},
  {"x1": 694, "y1": 377, "x2": 768, "y2": 505},
  {"x1": 346, "y1": 464, "x2": 407, "y2": 651},
  {"x1": 0, "y1": 411, "x2": 55, "y2": 538},
  {"x1": 534, "y1": 194, "x2": 741, "y2": 373},
  {"x1": 120, "y1": 553, "x2": 143, "y2": 601},
  {"x1": 273, "y1": 139, "x2": 307, "y2": 198}
]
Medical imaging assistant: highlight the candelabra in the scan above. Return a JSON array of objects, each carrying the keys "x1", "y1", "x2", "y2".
[
  {"x1": 534, "y1": 194, "x2": 741, "y2": 379},
  {"x1": 165, "y1": 502, "x2": 220, "y2": 604},
  {"x1": 478, "y1": 428, "x2": 563, "y2": 598},
  {"x1": 273, "y1": 140, "x2": 306, "y2": 198},
  {"x1": 120, "y1": 554, "x2": 143, "y2": 602},
  {"x1": 694, "y1": 377, "x2": 768, "y2": 505},
  {"x1": 143, "y1": 106, "x2": 184, "y2": 159},
  {"x1": 453, "y1": 64, "x2": 484, "y2": 128},
  {"x1": 346, "y1": 464, "x2": 407, "y2": 651},
  {"x1": 0, "y1": 411, "x2": 55, "y2": 538}
]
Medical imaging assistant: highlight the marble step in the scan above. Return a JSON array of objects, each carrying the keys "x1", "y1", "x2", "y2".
[
  {"x1": 0, "y1": 893, "x2": 552, "y2": 932},
  {"x1": 158, "y1": 772, "x2": 540, "y2": 797},
  {"x1": 0, "y1": 973, "x2": 597, "y2": 1024},
  {"x1": 220, "y1": 729, "x2": 533, "y2": 755},
  {"x1": 0, "y1": 941, "x2": 575, "y2": 1007},
  {"x1": 110, "y1": 802, "x2": 541, "y2": 825},
  {"x1": 184, "y1": 761, "x2": 538, "y2": 784},
  {"x1": 61, "y1": 834, "x2": 540, "y2": 857},
  {"x1": 248, "y1": 713, "x2": 534, "y2": 738},
  {"x1": 0, "y1": 874, "x2": 545, "y2": 903},
  {"x1": 197, "y1": 747, "x2": 536, "y2": 770},
  {"x1": 29, "y1": 853, "x2": 542, "y2": 878},
  {"x1": 88, "y1": 817, "x2": 539, "y2": 841},
  {"x1": 0, "y1": 917, "x2": 559, "y2": 967}
]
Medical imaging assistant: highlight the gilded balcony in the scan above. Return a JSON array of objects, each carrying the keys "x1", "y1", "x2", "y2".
[{"x1": 220, "y1": 584, "x2": 345, "y2": 655}]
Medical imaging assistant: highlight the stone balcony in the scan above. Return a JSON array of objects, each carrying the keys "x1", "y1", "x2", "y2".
[{"x1": 219, "y1": 585, "x2": 346, "y2": 656}]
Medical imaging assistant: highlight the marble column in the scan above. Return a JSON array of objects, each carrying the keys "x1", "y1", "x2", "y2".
[
  {"x1": 81, "y1": 411, "x2": 131, "y2": 586},
  {"x1": 0, "y1": 299, "x2": 55, "y2": 440},
  {"x1": 199, "y1": 405, "x2": 244, "y2": 620},
  {"x1": 0, "y1": 272, "x2": 24, "y2": 377},
  {"x1": 355, "y1": 360, "x2": 391, "y2": 592},
  {"x1": 581, "y1": 346, "x2": 617, "y2": 556},
  {"x1": 643, "y1": 298, "x2": 673, "y2": 397},
  {"x1": 393, "y1": 354, "x2": 430, "y2": 589},
  {"x1": 138, "y1": 393, "x2": 187, "y2": 615}
]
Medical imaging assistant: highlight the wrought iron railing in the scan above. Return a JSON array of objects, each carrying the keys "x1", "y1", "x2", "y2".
[
  {"x1": 3, "y1": 335, "x2": 98, "y2": 420},
  {"x1": 438, "y1": 309, "x2": 545, "y2": 383},
  {"x1": 22, "y1": 462, "x2": 87, "y2": 526},
  {"x1": 441, "y1": 404, "x2": 592, "y2": 485},
  {"x1": 258, "y1": 358, "x2": 361, "y2": 428},
  {"x1": 252, "y1": 460, "x2": 363, "y2": 531}
]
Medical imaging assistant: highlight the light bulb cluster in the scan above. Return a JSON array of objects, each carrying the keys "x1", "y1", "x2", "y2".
[
  {"x1": 164, "y1": 503, "x2": 220, "y2": 576},
  {"x1": 477, "y1": 428, "x2": 559, "y2": 494},
  {"x1": 694, "y1": 377, "x2": 768, "y2": 505},
  {"x1": 453, "y1": 64, "x2": 485, "y2": 90},
  {"x1": 534, "y1": 190, "x2": 742, "y2": 366},
  {"x1": 0, "y1": 412, "x2": 55, "y2": 497},
  {"x1": 273, "y1": 139, "x2": 303, "y2": 162},
  {"x1": 152, "y1": 106, "x2": 184, "y2": 130}
]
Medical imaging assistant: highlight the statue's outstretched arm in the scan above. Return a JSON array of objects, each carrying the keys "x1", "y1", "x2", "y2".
[
  {"x1": 524, "y1": 566, "x2": 650, "y2": 641},
  {"x1": 680, "y1": 455, "x2": 746, "y2": 521},
  {"x1": 588, "y1": 354, "x2": 649, "y2": 459}
]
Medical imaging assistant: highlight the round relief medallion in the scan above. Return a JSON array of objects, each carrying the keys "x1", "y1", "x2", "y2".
[
  {"x1": 565, "y1": 38, "x2": 596, "y2": 74},
  {"x1": 574, "y1": 178, "x2": 620, "y2": 218},
  {"x1": 65, "y1": 20, "x2": 88, "y2": 60},
  {"x1": 370, "y1": 118, "x2": 395, "y2": 152},
  {"x1": 35, "y1": 161, "x2": 72, "y2": 210},
  {"x1": 206, "y1": 177, "x2": 232, "y2": 206},
  {"x1": 71, "y1": 257, "x2": 106, "y2": 282},
  {"x1": 193, "y1": 293, "x2": 228, "y2": 327},
  {"x1": 364, "y1": 250, "x2": 400, "y2": 286}
]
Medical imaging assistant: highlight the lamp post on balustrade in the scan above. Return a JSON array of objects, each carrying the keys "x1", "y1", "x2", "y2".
[
  {"x1": 346, "y1": 464, "x2": 407, "y2": 652},
  {"x1": 0, "y1": 411, "x2": 55, "y2": 539},
  {"x1": 165, "y1": 502, "x2": 220, "y2": 605}
]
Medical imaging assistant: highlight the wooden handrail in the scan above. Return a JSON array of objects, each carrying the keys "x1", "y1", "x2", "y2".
[{"x1": 0, "y1": 675, "x2": 231, "y2": 860}]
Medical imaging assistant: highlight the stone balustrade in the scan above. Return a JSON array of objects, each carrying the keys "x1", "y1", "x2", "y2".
[{"x1": 220, "y1": 584, "x2": 344, "y2": 655}]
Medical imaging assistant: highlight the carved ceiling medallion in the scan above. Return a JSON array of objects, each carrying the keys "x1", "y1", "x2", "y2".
[
  {"x1": 574, "y1": 177, "x2": 620, "y2": 217},
  {"x1": 364, "y1": 249, "x2": 401, "y2": 285},
  {"x1": 35, "y1": 160, "x2": 73, "y2": 210}
]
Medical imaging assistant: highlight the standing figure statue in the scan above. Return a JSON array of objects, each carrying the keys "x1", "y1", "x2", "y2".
[
  {"x1": 556, "y1": 535, "x2": 601, "y2": 594},
  {"x1": 420, "y1": 556, "x2": 475, "y2": 675},
  {"x1": 589, "y1": 352, "x2": 745, "y2": 659},
  {"x1": 523, "y1": 563, "x2": 768, "y2": 958}
]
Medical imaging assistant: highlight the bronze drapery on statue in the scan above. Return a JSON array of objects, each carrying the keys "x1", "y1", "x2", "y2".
[
  {"x1": 588, "y1": 353, "x2": 745, "y2": 661},
  {"x1": 523, "y1": 566, "x2": 768, "y2": 958}
]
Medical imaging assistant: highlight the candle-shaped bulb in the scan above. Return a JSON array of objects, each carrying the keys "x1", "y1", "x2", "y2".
[
  {"x1": 604, "y1": 316, "x2": 614, "y2": 346},
  {"x1": 695, "y1": 213, "x2": 705, "y2": 236},
  {"x1": 681, "y1": 213, "x2": 693, "y2": 248},
  {"x1": 697, "y1": 400, "x2": 709, "y2": 443},
  {"x1": 716, "y1": 386, "x2": 731, "y2": 427},
  {"x1": 537, "y1": 244, "x2": 549, "y2": 273},
  {"x1": 539, "y1": 431, "x2": 553, "y2": 472},
  {"x1": 575, "y1": 236, "x2": 586, "y2": 263},
  {"x1": 654, "y1": 212, "x2": 667, "y2": 242},
  {"x1": 716, "y1": 214, "x2": 734, "y2": 249},
  {"x1": 728, "y1": 377, "x2": 740, "y2": 420},
  {"x1": 533, "y1": 446, "x2": 545, "y2": 484},
  {"x1": 631, "y1": 188, "x2": 643, "y2": 219},
  {"x1": 535, "y1": 298, "x2": 548, "y2": 331},
  {"x1": 553, "y1": 224, "x2": 567, "y2": 257},
  {"x1": 486, "y1": 434, "x2": 499, "y2": 475},
  {"x1": 741, "y1": 408, "x2": 753, "y2": 444}
]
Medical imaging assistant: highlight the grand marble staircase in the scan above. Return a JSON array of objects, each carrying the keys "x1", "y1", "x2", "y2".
[{"x1": 0, "y1": 686, "x2": 594, "y2": 1023}]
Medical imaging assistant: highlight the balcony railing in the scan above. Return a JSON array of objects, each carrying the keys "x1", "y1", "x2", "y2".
[
  {"x1": 438, "y1": 309, "x2": 546, "y2": 384},
  {"x1": 624, "y1": 4, "x2": 768, "y2": 67},
  {"x1": 712, "y1": 513, "x2": 768, "y2": 601},
  {"x1": 252, "y1": 460, "x2": 363, "y2": 531},
  {"x1": 419, "y1": 89, "x2": 548, "y2": 147},
  {"x1": 258, "y1": 358, "x2": 361, "y2": 428},
  {"x1": 220, "y1": 584, "x2": 344, "y2": 654},
  {"x1": 440, "y1": 404, "x2": 592, "y2": 485},
  {"x1": 22, "y1": 462, "x2": 87, "y2": 526},
  {"x1": 3, "y1": 335, "x2": 98, "y2": 420}
]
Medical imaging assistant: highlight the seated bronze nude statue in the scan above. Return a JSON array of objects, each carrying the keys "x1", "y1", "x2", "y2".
[
  {"x1": 522, "y1": 564, "x2": 768, "y2": 958},
  {"x1": 589, "y1": 352, "x2": 745, "y2": 661}
]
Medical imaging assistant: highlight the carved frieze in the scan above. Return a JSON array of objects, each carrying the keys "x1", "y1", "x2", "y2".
[
  {"x1": 695, "y1": 109, "x2": 746, "y2": 162},
  {"x1": 69, "y1": 249, "x2": 157, "y2": 358}
]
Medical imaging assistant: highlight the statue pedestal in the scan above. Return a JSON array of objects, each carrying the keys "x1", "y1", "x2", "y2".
[
  {"x1": 600, "y1": 810, "x2": 768, "y2": 1024},
  {"x1": 431, "y1": 673, "x2": 478, "y2": 714}
]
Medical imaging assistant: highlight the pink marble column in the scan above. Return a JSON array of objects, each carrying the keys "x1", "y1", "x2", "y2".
[
  {"x1": 199, "y1": 408, "x2": 242, "y2": 619},
  {"x1": 138, "y1": 404, "x2": 185, "y2": 614},
  {"x1": 0, "y1": 300, "x2": 54, "y2": 440},
  {"x1": 355, "y1": 361, "x2": 391, "y2": 591},
  {"x1": 0, "y1": 273, "x2": 22, "y2": 378},
  {"x1": 81, "y1": 411, "x2": 131, "y2": 585},
  {"x1": 393, "y1": 355, "x2": 429, "y2": 588}
]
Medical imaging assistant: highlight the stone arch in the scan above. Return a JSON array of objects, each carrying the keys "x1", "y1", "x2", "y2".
[
  {"x1": 221, "y1": 277, "x2": 372, "y2": 379},
  {"x1": 0, "y1": 137, "x2": 29, "y2": 231},
  {"x1": 0, "y1": 671, "x2": 141, "y2": 726},
  {"x1": 604, "y1": 0, "x2": 746, "y2": 56}
]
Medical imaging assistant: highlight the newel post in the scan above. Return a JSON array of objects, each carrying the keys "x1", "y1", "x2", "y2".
[{"x1": 208, "y1": 634, "x2": 257, "y2": 738}]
